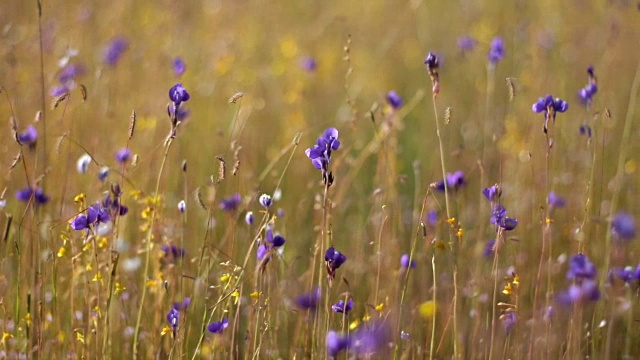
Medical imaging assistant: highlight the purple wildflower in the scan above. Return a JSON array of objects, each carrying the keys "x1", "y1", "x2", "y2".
[
  {"x1": 613, "y1": 266, "x2": 636, "y2": 283},
  {"x1": 178, "y1": 200, "x2": 186, "y2": 214},
  {"x1": 305, "y1": 128, "x2": 340, "y2": 184},
  {"x1": 325, "y1": 246, "x2": 347, "y2": 280},
  {"x1": 424, "y1": 52, "x2": 439, "y2": 72},
  {"x1": 532, "y1": 94, "x2": 568, "y2": 132},
  {"x1": 70, "y1": 214, "x2": 89, "y2": 231},
  {"x1": 557, "y1": 279, "x2": 600, "y2": 305},
  {"x1": 611, "y1": 212, "x2": 636, "y2": 241},
  {"x1": 483, "y1": 239, "x2": 496, "y2": 258},
  {"x1": 172, "y1": 57, "x2": 186, "y2": 77},
  {"x1": 258, "y1": 194, "x2": 273, "y2": 208},
  {"x1": 207, "y1": 318, "x2": 228, "y2": 334},
  {"x1": 567, "y1": 254, "x2": 597, "y2": 280},
  {"x1": 300, "y1": 56, "x2": 317, "y2": 72},
  {"x1": 457, "y1": 36, "x2": 477, "y2": 51},
  {"x1": 15, "y1": 187, "x2": 49, "y2": 205},
  {"x1": 167, "y1": 307, "x2": 179, "y2": 334},
  {"x1": 245, "y1": 211, "x2": 254, "y2": 225},
  {"x1": 169, "y1": 83, "x2": 190, "y2": 108},
  {"x1": 488, "y1": 37, "x2": 505, "y2": 64},
  {"x1": 351, "y1": 321, "x2": 391, "y2": 356},
  {"x1": 103, "y1": 36, "x2": 128, "y2": 66},
  {"x1": 115, "y1": 148, "x2": 132, "y2": 164},
  {"x1": 326, "y1": 331, "x2": 350, "y2": 358},
  {"x1": 400, "y1": 254, "x2": 417, "y2": 269},
  {"x1": 548, "y1": 191, "x2": 566, "y2": 208},
  {"x1": 257, "y1": 244, "x2": 269, "y2": 262},
  {"x1": 219, "y1": 193, "x2": 242, "y2": 212},
  {"x1": 501, "y1": 311, "x2": 516, "y2": 333},
  {"x1": 386, "y1": 91, "x2": 403, "y2": 109},
  {"x1": 294, "y1": 288, "x2": 321, "y2": 310},
  {"x1": 162, "y1": 244, "x2": 185, "y2": 263},
  {"x1": 482, "y1": 185, "x2": 501, "y2": 202},
  {"x1": 331, "y1": 298, "x2": 353, "y2": 314},
  {"x1": 18, "y1": 125, "x2": 38, "y2": 146},
  {"x1": 98, "y1": 166, "x2": 110, "y2": 182},
  {"x1": 578, "y1": 66, "x2": 598, "y2": 106},
  {"x1": 434, "y1": 171, "x2": 466, "y2": 192},
  {"x1": 50, "y1": 84, "x2": 69, "y2": 97},
  {"x1": 59, "y1": 63, "x2": 85, "y2": 84},
  {"x1": 426, "y1": 210, "x2": 438, "y2": 226}
]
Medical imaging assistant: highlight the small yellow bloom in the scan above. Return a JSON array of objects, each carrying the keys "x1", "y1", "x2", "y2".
[
  {"x1": 161, "y1": 325, "x2": 172, "y2": 336},
  {"x1": 502, "y1": 283, "x2": 513, "y2": 295},
  {"x1": 75, "y1": 330, "x2": 84, "y2": 344},
  {"x1": 130, "y1": 190, "x2": 143, "y2": 200},
  {"x1": 24, "y1": 313, "x2": 31, "y2": 327},
  {"x1": 512, "y1": 275, "x2": 520, "y2": 286},
  {"x1": 141, "y1": 207, "x2": 153, "y2": 220},
  {"x1": 419, "y1": 301, "x2": 436, "y2": 318},
  {"x1": 74, "y1": 193, "x2": 85, "y2": 203},
  {"x1": 82, "y1": 242, "x2": 92, "y2": 252},
  {"x1": 220, "y1": 273, "x2": 230, "y2": 282},
  {"x1": 446, "y1": 218, "x2": 456, "y2": 225},
  {"x1": 146, "y1": 280, "x2": 158, "y2": 288},
  {"x1": 457, "y1": 228, "x2": 464, "y2": 238},
  {"x1": 92, "y1": 272, "x2": 103, "y2": 284},
  {"x1": 97, "y1": 237, "x2": 108, "y2": 249},
  {"x1": 546, "y1": 218, "x2": 553, "y2": 224},
  {"x1": 114, "y1": 282, "x2": 126, "y2": 295},
  {"x1": 231, "y1": 290, "x2": 240, "y2": 304},
  {"x1": 362, "y1": 313, "x2": 371, "y2": 322},
  {"x1": 349, "y1": 319, "x2": 360, "y2": 330},
  {"x1": 57, "y1": 246, "x2": 66, "y2": 257},
  {"x1": 375, "y1": 303, "x2": 384, "y2": 312},
  {"x1": 250, "y1": 291, "x2": 261, "y2": 299},
  {"x1": 2, "y1": 332, "x2": 13, "y2": 345}
]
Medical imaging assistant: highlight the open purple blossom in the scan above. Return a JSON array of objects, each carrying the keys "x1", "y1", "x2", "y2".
[
  {"x1": 434, "y1": 171, "x2": 466, "y2": 192},
  {"x1": 386, "y1": 90, "x2": 403, "y2": 109},
  {"x1": 18, "y1": 125, "x2": 38, "y2": 146},
  {"x1": 294, "y1": 287, "x2": 321, "y2": 310},
  {"x1": 103, "y1": 36, "x2": 128, "y2": 66},
  {"x1": 102, "y1": 188, "x2": 128, "y2": 217},
  {"x1": 16, "y1": 186, "x2": 49, "y2": 205},
  {"x1": 98, "y1": 166, "x2": 110, "y2": 182},
  {"x1": 173, "y1": 297, "x2": 191, "y2": 311},
  {"x1": 207, "y1": 318, "x2": 228, "y2": 334},
  {"x1": 219, "y1": 193, "x2": 242, "y2": 212},
  {"x1": 548, "y1": 191, "x2": 566, "y2": 208},
  {"x1": 482, "y1": 185, "x2": 501, "y2": 202},
  {"x1": 400, "y1": 254, "x2": 416, "y2": 269},
  {"x1": 326, "y1": 331, "x2": 350, "y2": 358},
  {"x1": 70, "y1": 203, "x2": 110, "y2": 231},
  {"x1": 457, "y1": 36, "x2": 477, "y2": 52},
  {"x1": 257, "y1": 243, "x2": 269, "y2": 262},
  {"x1": 172, "y1": 57, "x2": 186, "y2": 77},
  {"x1": 325, "y1": 246, "x2": 347, "y2": 280},
  {"x1": 332, "y1": 298, "x2": 353, "y2": 314},
  {"x1": 305, "y1": 128, "x2": 340, "y2": 184},
  {"x1": 567, "y1": 254, "x2": 597, "y2": 280},
  {"x1": 489, "y1": 204, "x2": 518, "y2": 231},
  {"x1": 532, "y1": 95, "x2": 568, "y2": 132},
  {"x1": 169, "y1": 83, "x2": 190, "y2": 108},
  {"x1": 611, "y1": 212, "x2": 636, "y2": 241},
  {"x1": 488, "y1": 37, "x2": 505, "y2": 64},
  {"x1": 259, "y1": 194, "x2": 273, "y2": 208},
  {"x1": 115, "y1": 148, "x2": 132, "y2": 163}
]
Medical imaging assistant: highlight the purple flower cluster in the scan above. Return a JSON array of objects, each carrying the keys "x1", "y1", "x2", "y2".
[
  {"x1": 51, "y1": 63, "x2": 85, "y2": 97},
  {"x1": 168, "y1": 83, "x2": 190, "y2": 128},
  {"x1": 483, "y1": 185, "x2": 518, "y2": 231},
  {"x1": 331, "y1": 297, "x2": 353, "y2": 314},
  {"x1": 166, "y1": 298, "x2": 190, "y2": 336},
  {"x1": 558, "y1": 254, "x2": 600, "y2": 305},
  {"x1": 325, "y1": 246, "x2": 347, "y2": 280},
  {"x1": 69, "y1": 202, "x2": 111, "y2": 231},
  {"x1": 172, "y1": 57, "x2": 186, "y2": 77},
  {"x1": 161, "y1": 244, "x2": 186, "y2": 264},
  {"x1": 305, "y1": 128, "x2": 341, "y2": 184},
  {"x1": 610, "y1": 265, "x2": 640, "y2": 284},
  {"x1": 400, "y1": 254, "x2": 417, "y2": 269},
  {"x1": 548, "y1": 191, "x2": 566, "y2": 208},
  {"x1": 434, "y1": 170, "x2": 466, "y2": 193}
]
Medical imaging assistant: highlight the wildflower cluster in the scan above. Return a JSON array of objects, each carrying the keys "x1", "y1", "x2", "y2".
[
  {"x1": 325, "y1": 246, "x2": 347, "y2": 281},
  {"x1": 483, "y1": 185, "x2": 518, "y2": 232},
  {"x1": 256, "y1": 223, "x2": 286, "y2": 270},
  {"x1": 558, "y1": 254, "x2": 600, "y2": 305},
  {"x1": 326, "y1": 321, "x2": 391, "y2": 358},
  {"x1": 433, "y1": 170, "x2": 466, "y2": 193},
  {"x1": 305, "y1": 127, "x2": 341, "y2": 185}
]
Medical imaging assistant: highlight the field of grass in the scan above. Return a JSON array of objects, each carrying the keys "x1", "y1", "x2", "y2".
[{"x1": 1, "y1": 1, "x2": 640, "y2": 358}]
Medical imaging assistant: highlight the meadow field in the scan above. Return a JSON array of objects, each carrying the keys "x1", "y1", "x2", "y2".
[{"x1": 1, "y1": 0, "x2": 640, "y2": 358}]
